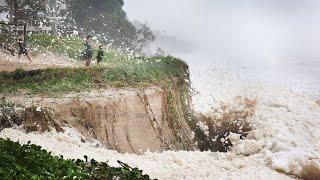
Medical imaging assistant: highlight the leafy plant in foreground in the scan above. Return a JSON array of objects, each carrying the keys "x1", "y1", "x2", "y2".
[{"x1": 0, "y1": 138, "x2": 152, "y2": 179}]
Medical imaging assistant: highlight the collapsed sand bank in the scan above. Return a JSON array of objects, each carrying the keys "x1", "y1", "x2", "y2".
[{"x1": 4, "y1": 86, "x2": 195, "y2": 154}]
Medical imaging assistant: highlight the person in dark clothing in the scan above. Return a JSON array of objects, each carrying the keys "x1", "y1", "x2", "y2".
[
  {"x1": 84, "y1": 35, "x2": 93, "y2": 67},
  {"x1": 18, "y1": 32, "x2": 32, "y2": 62},
  {"x1": 96, "y1": 45, "x2": 104, "y2": 65}
]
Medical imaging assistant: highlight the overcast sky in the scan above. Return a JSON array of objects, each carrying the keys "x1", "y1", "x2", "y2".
[{"x1": 124, "y1": 0, "x2": 320, "y2": 65}]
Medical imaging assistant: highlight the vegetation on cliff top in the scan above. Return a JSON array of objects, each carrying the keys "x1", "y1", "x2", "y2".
[
  {"x1": 0, "y1": 32, "x2": 190, "y2": 94},
  {"x1": 1, "y1": 34, "x2": 125, "y2": 61},
  {"x1": 0, "y1": 138, "x2": 151, "y2": 179},
  {"x1": 0, "y1": 56, "x2": 189, "y2": 94}
]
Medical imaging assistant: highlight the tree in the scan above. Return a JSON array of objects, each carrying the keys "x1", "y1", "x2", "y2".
[
  {"x1": 5, "y1": 0, "x2": 47, "y2": 25},
  {"x1": 66, "y1": 0, "x2": 145, "y2": 49}
]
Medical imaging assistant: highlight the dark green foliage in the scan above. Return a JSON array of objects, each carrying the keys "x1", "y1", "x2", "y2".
[
  {"x1": 0, "y1": 138, "x2": 151, "y2": 179},
  {"x1": 5, "y1": 0, "x2": 47, "y2": 25},
  {"x1": 66, "y1": 0, "x2": 137, "y2": 48},
  {"x1": 0, "y1": 56, "x2": 189, "y2": 94},
  {"x1": 12, "y1": 68, "x2": 27, "y2": 79}
]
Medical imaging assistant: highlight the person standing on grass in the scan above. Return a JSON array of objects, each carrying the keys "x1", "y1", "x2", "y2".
[
  {"x1": 18, "y1": 32, "x2": 32, "y2": 62},
  {"x1": 96, "y1": 45, "x2": 104, "y2": 65},
  {"x1": 84, "y1": 35, "x2": 93, "y2": 66}
]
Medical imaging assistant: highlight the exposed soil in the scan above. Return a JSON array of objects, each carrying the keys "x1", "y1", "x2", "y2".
[
  {"x1": 5, "y1": 87, "x2": 196, "y2": 154},
  {"x1": 0, "y1": 51, "x2": 79, "y2": 72}
]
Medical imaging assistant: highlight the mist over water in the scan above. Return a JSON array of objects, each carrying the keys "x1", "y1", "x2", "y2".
[{"x1": 124, "y1": 0, "x2": 320, "y2": 95}]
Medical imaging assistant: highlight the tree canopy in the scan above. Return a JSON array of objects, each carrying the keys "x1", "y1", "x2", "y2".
[
  {"x1": 66, "y1": 0, "x2": 137, "y2": 48},
  {"x1": 1, "y1": 0, "x2": 155, "y2": 51},
  {"x1": 5, "y1": 0, "x2": 47, "y2": 25}
]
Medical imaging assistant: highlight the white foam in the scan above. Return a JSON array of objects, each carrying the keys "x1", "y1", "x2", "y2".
[
  {"x1": 191, "y1": 66, "x2": 320, "y2": 178},
  {"x1": 0, "y1": 127, "x2": 292, "y2": 180}
]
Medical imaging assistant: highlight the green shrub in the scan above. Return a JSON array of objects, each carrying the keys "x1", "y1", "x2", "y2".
[{"x1": 0, "y1": 138, "x2": 151, "y2": 179}]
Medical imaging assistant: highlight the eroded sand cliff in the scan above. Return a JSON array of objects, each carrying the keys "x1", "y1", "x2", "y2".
[{"x1": 7, "y1": 85, "x2": 195, "y2": 154}]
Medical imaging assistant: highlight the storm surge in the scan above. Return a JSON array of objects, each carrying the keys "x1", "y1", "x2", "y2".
[{"x1": 191, "y1": 66, "x2": 320, "y2": 179}]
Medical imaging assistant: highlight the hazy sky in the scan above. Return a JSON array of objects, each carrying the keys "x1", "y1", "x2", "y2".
[
  {"x1": 124, "y1": 1, "x2": 320, "y2": 92},
  {"x1": 124, "y1": 0, "x2": 320, "y2": 64}
]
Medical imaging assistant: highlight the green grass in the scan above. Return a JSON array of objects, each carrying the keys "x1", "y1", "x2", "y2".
[
  {"x1": 1, "y1": 33, "x2": 127, "y2": 62},
  {"x1": 0, "y1": 138, "x2": 151, "y2": 179},
  {"x1": 27, "y1": 34, "x2": 140, "y2": 63},
  {"x1": 0, "y1": 56, "x2": 189, "y2": 94},
  {"x1": 28, "y1": 34, "x2": 85, "y2": 59}
]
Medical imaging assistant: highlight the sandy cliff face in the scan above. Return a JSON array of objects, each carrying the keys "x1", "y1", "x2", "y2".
[{"x1": 9, "y1": 85, "x2": 195, "y2": 154}]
